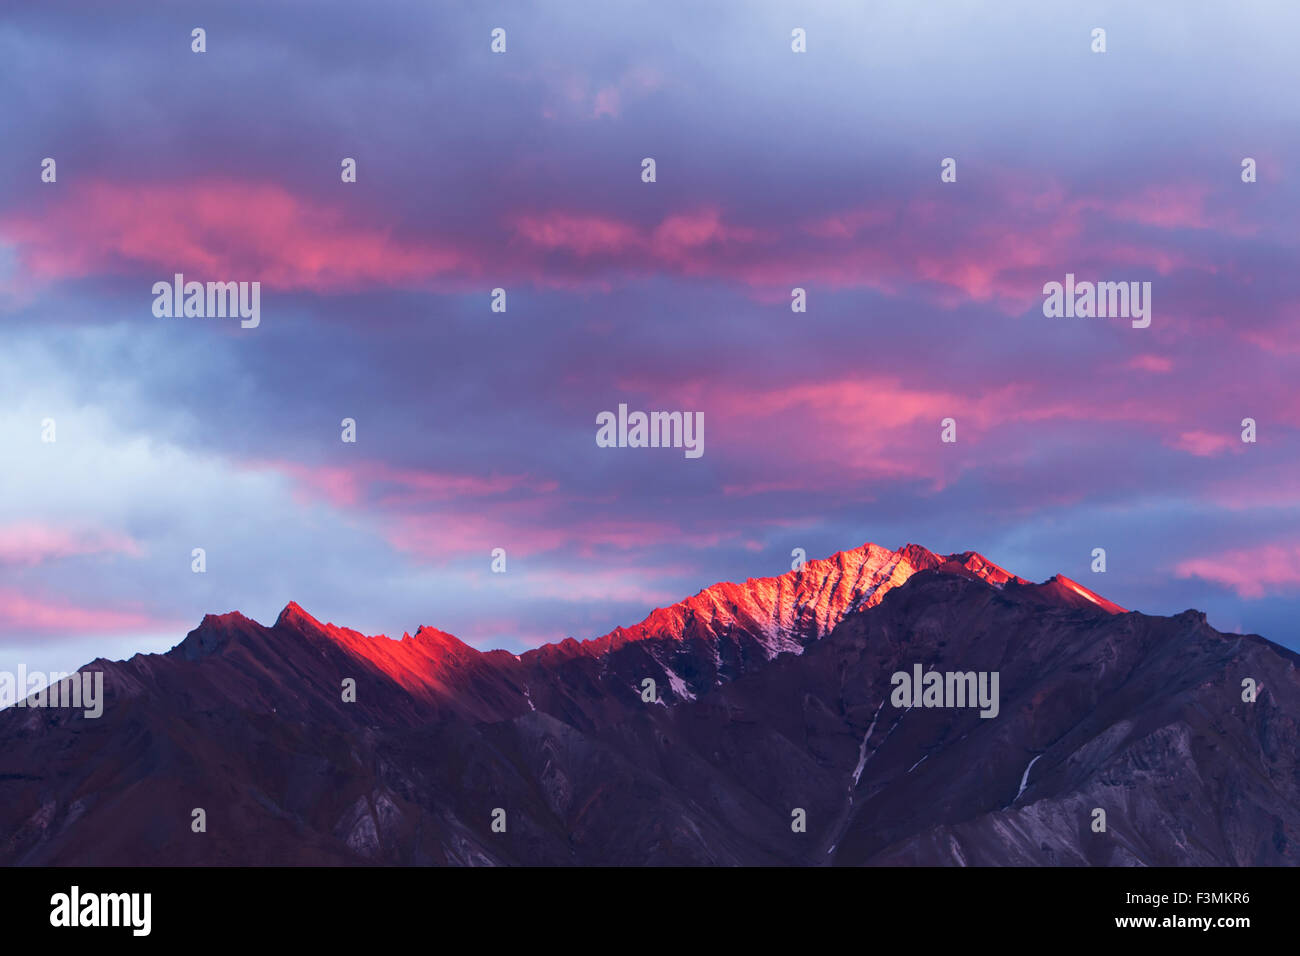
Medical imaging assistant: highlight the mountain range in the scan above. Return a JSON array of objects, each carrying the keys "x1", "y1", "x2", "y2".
[{"x1": 1, "y1": 542, "x2": 1296, "y2": 865}]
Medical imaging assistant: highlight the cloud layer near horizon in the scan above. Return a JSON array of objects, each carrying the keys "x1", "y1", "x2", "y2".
[{"x1": 3, "y1": 0, "x2": 1300, "y2": 675}]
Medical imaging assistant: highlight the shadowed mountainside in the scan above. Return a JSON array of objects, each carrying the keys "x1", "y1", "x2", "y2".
[{"x1": 1, "y1": 542, "x2": 1295, "y2": 866}]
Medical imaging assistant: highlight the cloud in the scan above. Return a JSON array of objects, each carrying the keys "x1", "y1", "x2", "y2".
[
  {"x1": 1170, "y1": 430, "x2": 1239, "y2": 457},
  {"x1": 1176, "y1": 544, "x2": 1300, "y2": 599},
  {"x1": 0, "y1": 523, "x2": 141, "y2": 566},
  {"x1": 1126, "y1": 354, "x2": 1173, "y2": 373},
  {"x1": 246, "y1": 460, "x2": 553, "y2": 509},
  {"x1": 2, "y1": 167, "x2": 1253, "y2": 320},
  {"x1": 0, "y1": 588, "x2": 172, "y2": 635},
  {"x1": 1, "y1": 181, "x2": 469, "y2": 293}
]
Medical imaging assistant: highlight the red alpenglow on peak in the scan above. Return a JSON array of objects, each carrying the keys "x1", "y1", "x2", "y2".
[
  {"x1": 271, "y1": 600, "x2": 496, "y2": 702},
  {"x1": 1037, "y1": 574, "x2": 1127, "y2": 614},
  {"x1": 521, "y1": 542, "x2": 1120, "y2": 665}
]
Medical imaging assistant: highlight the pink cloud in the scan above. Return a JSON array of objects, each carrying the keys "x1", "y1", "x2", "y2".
[
  {"x1": 651, "y1": 209, "x2": 767, "y2": 252},
  {"x1": 805, "y1": 205, "x2": 898, "y2": 240},
  {"x1": 592, "y1": 86, "x2": 621, "y2": 118},
  {"x1": 511, "y1": 206, "x2": 770, "y2": 266},
  {"x1": 243, "y1": 460, "x2": 552, "y2": 509},
  {"x1": 1175, "y1": 544, "x2": 1300, "y2": 598},
  {"x1": 382, "y1": 510, "x2": 742, "y2": 562},
  {"x1": 692, "y1": 377, "x2": 1011, "y2": 489},
  {"x1": 239, "y1": 458, "x2": 801, "y2": 566},
  {"x1": 512, "y1": 212, "x2": 641, "y2": 256},
  {"x1": 1127, "y1": 354, "x2": 1174, "y2": 373},
  {"x1": 1077, "y1": 184, "x2": 1214, "y2": 231},
  {"x1": 1, "y1": 180, "x2": 469, "y2": 293},
  {"x1": 1170, "y1": 430, "x2": 1238, "y2": 457},
  {"x1": 1241, "y1": 302, "x2": 1300, "y2": 354},
  {"x1": 0, "y1": 524, "x2": 141, "y2": 566},
  {"x1": 503, "y1": 567, "x2": 684, "y2": 606},
  {"x1": 536, "y1": 64, "x2": 665, "y2": 121},
  {"x1": 713, "y1": 374, "x2": 1175, "y2": 444},
  {"x1": 0, "y1": 589, "x2": 170, "y2": 635},
  {"x1": 1, "y1": 171, "x2": 1258, "y2": 333},
  {"x1": 599, "y1": 370, "x2": 1194, "y2": 503}
]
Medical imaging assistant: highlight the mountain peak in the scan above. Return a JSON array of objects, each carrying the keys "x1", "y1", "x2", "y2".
[
  {"x1": 409, "y1": 625, "x2": 473, "y2": 652},
  {"x1": 200, "y1": 609, "x2": 255, "y2": 627},
  {"x1": 521, "y1": 541, "x2": 1039, "y2": 667},
  {"x1": 172, "y1": 609, "x2": 261, "y2": 661},
  {"x1": 1044, "y1": 574, "x2": 1127, "y2": 613},
  {"x1": 276, "y1": 600, "x2": 320, "y2": 629}
]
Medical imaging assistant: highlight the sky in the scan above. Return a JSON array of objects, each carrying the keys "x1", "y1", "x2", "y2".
[{"x1": 3, "y1": 0, "x2": 1300, "y2": 678}]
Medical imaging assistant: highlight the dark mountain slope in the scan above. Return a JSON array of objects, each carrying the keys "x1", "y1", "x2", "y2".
[{"x1": 0, "y1": 545, "x2": 1293, "y2": 866}]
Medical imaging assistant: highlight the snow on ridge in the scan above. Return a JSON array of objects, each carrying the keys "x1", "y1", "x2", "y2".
[
  {"x1": 662, "y1": 664, "x2": 696, "y2": 702},
  {"x1": 1014, "y1": 753, "x2": 1044, "y2": 802},
  {"x1": 591, "y1": 543, "x2": 1063, "y2": 674},
  {"x1": 852, "y1": 698, "x2": 887, "y2": 786}
]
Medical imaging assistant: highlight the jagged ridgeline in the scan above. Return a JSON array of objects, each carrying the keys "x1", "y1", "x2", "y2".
[{"x1": 0, "y1": 543, "x2": 1294, "y2": 865}]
